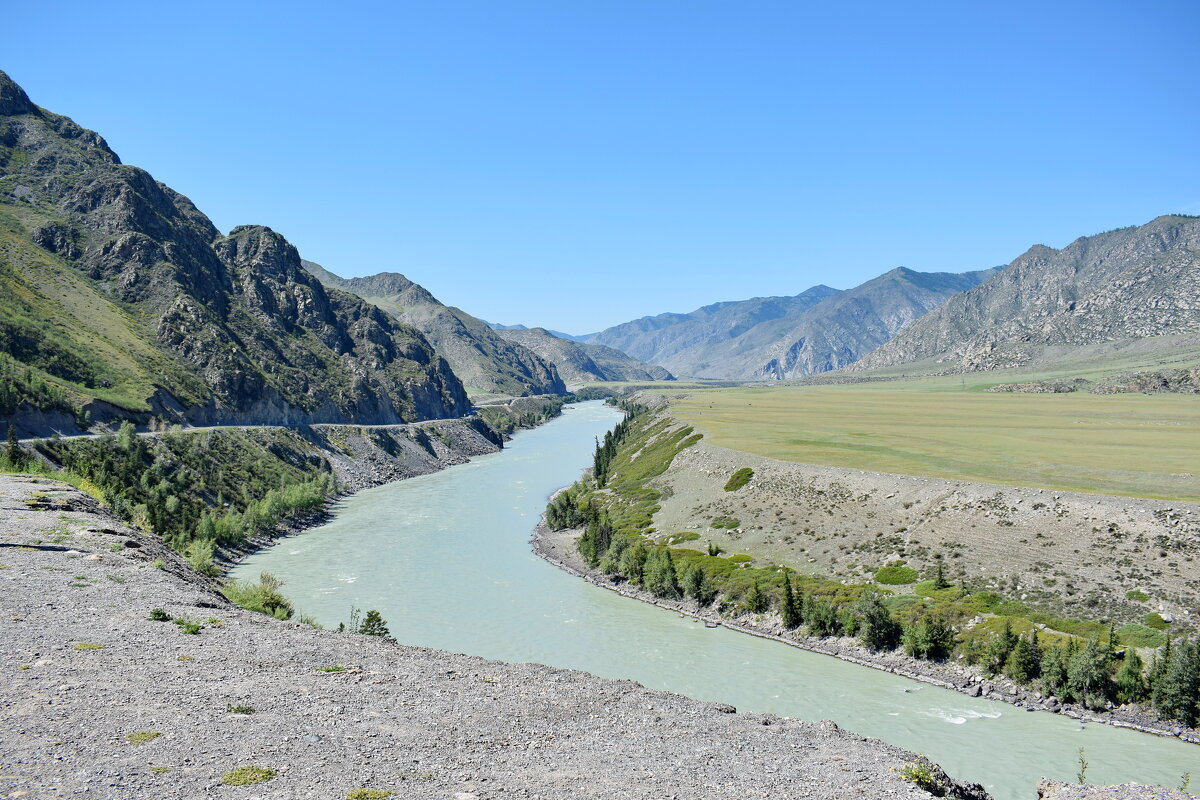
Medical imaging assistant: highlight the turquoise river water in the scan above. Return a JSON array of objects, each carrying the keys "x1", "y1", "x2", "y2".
[{"x1": 233, "y1": 401, "x2": 1198, "y2": 799}]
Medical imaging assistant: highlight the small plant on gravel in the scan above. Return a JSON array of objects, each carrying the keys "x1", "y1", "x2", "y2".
[
  {"x1": 206, "y1": 617, "x2": 224, "y2": 626},
  {"x1": 347, "y1": 790, "x2": 394, "y2": 800},
  {"x1": 226, "y1": 704, "x2": 255, "y2": 714},
  {"x1": 172, "y1": 617, "x2": 203, "y2": 634},
  {"x1": 177, "y1": 655, "x2": 194, "y2": 661},
  {"x1": 107, "y1": 574, "x2": 126, "y2": 583},
  {"x1": 723, "y1": 467, "x2": 754, "y2": 492},
  {"x1": 126, "y1": 731, "x2": 161, "y2": 745},
  {"x1": 897, "y1": 756, "x2": 940, "y2": 793},
  {"x1": 222, "y1": 765, "x2": 276, "y2": 786},
  {"x1": 18, "y1": 664, "x2": 30, "y2": 671},
  {"x1": 0, "y1": 563, "x2": 10, "y2": 569},
  {"x1": 149, "y1": 766, "x2": 171, "y2": 774},
  {"x1": 1076, "y1": 748, "x2": 1089, "y2": 784},
  {"x1": 148, "y1": 608, "x2": 171, "y2": 621},
  {"x1": 73, "y1": 642, "x2": 103, "y2": 651},
  {"x1": 317, "y1": 664, "x2": 346, "y2": 673}
]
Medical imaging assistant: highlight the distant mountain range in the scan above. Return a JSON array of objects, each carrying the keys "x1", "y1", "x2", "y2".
[
  {"x1": 301, "y1": 262, "x2": 566, "y2": 397},
  {"x1": 585, "y1": 269, "x2": 998, "y2": 379},
  {"x1": 486, "y1": 322, "x2": 592, "y2": 343},
  {"x1": 856, "y1": 215, "x2": 1200, "y2": 372},
  {"x1": 492, "y1": 327, "x2": 674, "y2": 383},
  {"x1": 0, "y1": 70, "x2": 468, "y2": 433}
]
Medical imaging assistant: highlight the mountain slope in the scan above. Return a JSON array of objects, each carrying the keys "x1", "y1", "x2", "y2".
[
  {"x1": 492, "y1": 327, "x2": 674, "y2": 382},
  {"x1": 301, "y1": 262, "x2": 566, "y2": 397},
  {"x1": 0, "y1": 70, "x2": 468, "y2": 433},
  {"x1": 731, "y1": 267, "x2": 1001, "y2": 379},
  {"x1": 587, "y1": 286, "x2": 840, "y2": 370},
  {"x1": 856, "y1": 216, "x2": 1200, "y2": 371},
  {"x1": 486, "y1": 321, "x2": 591, "y2": 342},
  {"x1": 587, "y1": 268, "x2": 996, "y2": 379}
]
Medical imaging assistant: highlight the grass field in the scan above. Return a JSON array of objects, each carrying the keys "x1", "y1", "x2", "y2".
[{"x1": 669, "y1": 375, "x2": 1200, "y2": 502}]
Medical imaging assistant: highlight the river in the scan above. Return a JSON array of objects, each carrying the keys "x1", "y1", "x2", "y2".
[{"x1": 233, "y1": 401, "x2": 1198, "y2": 799}]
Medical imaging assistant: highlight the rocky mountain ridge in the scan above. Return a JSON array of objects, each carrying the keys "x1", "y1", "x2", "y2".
[
  {"x1": 493, "y1": 326, "x2": 675, "y2": 383},
  {"x1": 856, "y1": 215, "x2": 1200, "y2": 371},
  {"x1": 587, "y1": 268, "x2": 997, "y2": 379},
  {"x1": 0, "y1": 70, "x2": 469, "y2": 433},
  {"x1": 302, "y1": 260, "x2": 566, "y2": 397}
]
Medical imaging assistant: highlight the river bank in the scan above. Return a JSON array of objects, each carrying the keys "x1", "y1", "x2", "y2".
[
  {"x1": 531, "y1": 515, "x2": 1200, "y2": 745},
  {"x1": 219, "y1": 396, "x2": 567, "y2": 570},
  {"x1": 0, "y1": 473, "x2": 996, "y2": 799}
]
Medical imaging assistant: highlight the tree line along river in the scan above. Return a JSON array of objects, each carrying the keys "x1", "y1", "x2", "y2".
[{"x1": 233, "y1": 401, "x2": 1198, "y2": 800}]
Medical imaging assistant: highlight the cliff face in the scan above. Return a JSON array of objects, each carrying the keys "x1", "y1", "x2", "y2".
[
  {"x1": 857, "y1": 216, "x2": 1200, "y2": 371},
  {"x1": 0, "y1": 69, "x2": 469, "y2": 431},
  {"x1": 303, "y1": 262, "x2": 567, "y2": 397},
  {"x1": 493, "y1": 326, "x2": 675, "y2": 382}
]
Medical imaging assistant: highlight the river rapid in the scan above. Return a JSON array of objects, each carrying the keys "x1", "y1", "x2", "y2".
[{"x1": 233, "y1": 401, "x2": 1198, "y2": 799}]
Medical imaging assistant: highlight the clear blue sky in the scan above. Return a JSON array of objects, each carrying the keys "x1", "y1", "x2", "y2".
[{"x1": 7, "y1": 1, "x2": 1199, "y2": 333}]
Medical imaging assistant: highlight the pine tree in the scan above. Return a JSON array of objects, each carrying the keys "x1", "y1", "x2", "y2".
[
  {"x1": 1067, "y1": 636, "x2": 1111, "y2": 709},
  {"x1": 984, "y1": 620, "x2": 1020, "y2": 676},
  {"x1": 780, "y1": 576, "x2": 799, "y2": 629},
  {"x1": 643, "y1": 549, "x2": 680, "y2": 598},
  {"x1": 1115, "y1": 649, "x2": 1147, "y2": 705},
  {"x1": 1153, "y1": 638, "x2": 1199, "y2": 727},
  {"x1": 5, "y1": 423, "x2": 23, "y2": 468},
  {"x1": 1005, "y1": 631, "x2": 1042, "y2": 684},
  {"x1": 806, "y1": 598, "x2": 839, "y2": 637},
  {"x1": 358, "y1": 609, "x2": 394, "y2": 641},
  {"x1": 932, "y1": 558, "x2": 950, "y2": 590},
  {"x1": 1041, "y1": 644, "x2": 1068, "y2": 698},
  {"x1": 854, "y1": 593, "x2": 900, "y2": 651},
  {"x1": 744, "y1": 580, "x2": 768, "y2": 614}
]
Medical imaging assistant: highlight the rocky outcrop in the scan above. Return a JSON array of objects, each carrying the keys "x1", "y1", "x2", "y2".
[
  {"x1": 303, "y1": 261, "x2": 567, "y2": 397},
  {"x1": 0, "y1": 69, "x2": 469, "y2": 430},
  {"x1": 856, "y1": 216, "x2": 1200, "y2": 372},
  {"x1": 494, "y1": 326, "x2": 675, "y2": 382}
]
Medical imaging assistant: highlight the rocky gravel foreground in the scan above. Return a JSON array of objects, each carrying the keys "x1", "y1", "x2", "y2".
[{"x1": 0, "y1": 474, "x2": 990, "y2": 800}]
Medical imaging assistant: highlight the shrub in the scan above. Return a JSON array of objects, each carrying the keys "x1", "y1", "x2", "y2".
[
  {"x1": 172, "y1": 618, "x2": 203, "y2": 635},
  {"x1": 1145, "y1": 613, "x2": 1171, "y2": 630},
  {"x1": 222, "y1": 573, "x2": 295, "y2": 620},
  {"x1": 1125, "y1": 589, "x2": 1150, "y2": 603},
  {"x1": 347, "y1": 790, "x2": 394, "y2": 800},
  {"x1": 126, "y1": 731, "x2": 161, "y2": 745},
  {"x1": 723, "y1": 467, "x2": 754, "y2": 492},
  {"x1": 226, "y1": 704, "x2": 255, "y2": 715},
  {"x1": 222, "y1": 765, "x2": 276, "y2": 786},
  {"x1": 875, "y1": 565, "x2": 919, "y2": 585},
  {"x1": 898, "y1": 756, "x2": 941, "y2": 793},
  {"x1": 148, "y1": 608, "x2": 171, "y2": 621}
]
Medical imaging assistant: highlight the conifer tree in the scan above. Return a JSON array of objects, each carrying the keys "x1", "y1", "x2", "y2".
[
  {"x1": 1115, "y1": 649, "x2": 1147, "y2": 705},
  {"x1": 780, "y1": 576, "x2": 799, "y2": 629},
  {"x1": 358, "y1": 609, "x2": 394, "y2": 641},
  {"x1": 5, "y1": 423, "x2": 21, "y2": 468},
  {"x1": 744, "y1": 580, "x2": 768, "y2": 614},
  {"x1": 854, "y1": 593, "x2": 900, "y2": 651}
]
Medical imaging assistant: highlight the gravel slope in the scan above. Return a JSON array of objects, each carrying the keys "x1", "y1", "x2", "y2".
[{"x1": 1, "y1": 474, "x2": 990, "y2": 800}]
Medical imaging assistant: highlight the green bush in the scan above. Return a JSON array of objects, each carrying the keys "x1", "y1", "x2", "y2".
[
  {"x1": 723, "y1": 467, "x2": 754, "y2": 491},
  {"x1": 875, "y1": 565, "x2": 919, "y2": 585},
  {"x1": 1125, "y1": 589, "x2": 1149, "y2": 602},
  {"x1": 222, "y1": 573, "x2": 294, "y2": 620},
  {"x1": 1145, "y1": 612, "x2": 1170, "y2": 630}
]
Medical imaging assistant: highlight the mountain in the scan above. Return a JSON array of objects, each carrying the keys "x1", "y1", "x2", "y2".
[
  {"x1": 587, "y1": 269, "x2": 996, "y2": 379},
  {"x1": 587, "y1": 286, "x2": 840, "y2": 371},
  {"x1": 492, "y1": 327, "x2": 675, "y2": 383},
  {"x1": 0, "y1": 70, "x2": 469, "y2": 434},
  {"x1": 301, "y1": 263, "x2": 566, "y2": 397},
  {"x1": 733, "y1": 267, "x2": 1001, "y2": 379},
  {"x1": 856, "y1": 216, "x2": 1200, "y2": 372},
  {"x1": 486, "y1": 321, "x2": 592, "y2": 342}
]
